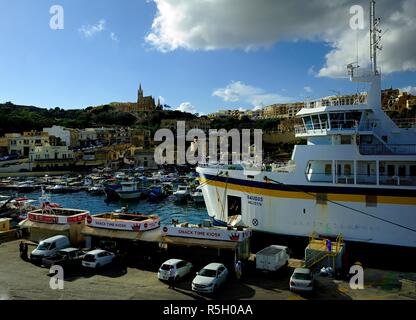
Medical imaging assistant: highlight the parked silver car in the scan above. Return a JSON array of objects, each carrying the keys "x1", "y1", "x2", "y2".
[{"x1": 192, "y1": 263, "x2": 228, "y2": 294}]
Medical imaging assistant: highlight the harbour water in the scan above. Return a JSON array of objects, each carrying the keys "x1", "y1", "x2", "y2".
[{"x1": 10, "y1": 190, "x2": 210, "y2": 226}]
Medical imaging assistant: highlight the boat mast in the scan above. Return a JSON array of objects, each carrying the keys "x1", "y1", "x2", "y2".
[{"x1": 370, "y1": 0, "x2": 382, "y2": 75}]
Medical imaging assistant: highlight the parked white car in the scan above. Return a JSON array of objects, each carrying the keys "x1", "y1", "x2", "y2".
[
  {"x1": 82, "y1": 249, "x2": 115, "y2": 269},
  {"x1": 192, "y1": 263, "x2": 228, "y2": 294},
  {"x1": 158, "y1": 259, "x2": 193, "y2": 281},
  {"x1": 290, "y1": 268, "x2": 314, "y2": 292}
]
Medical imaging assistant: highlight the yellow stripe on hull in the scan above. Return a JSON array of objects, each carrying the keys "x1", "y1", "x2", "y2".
[{"x1": 199, "y1": 178, "x2": 416, "y2": 206}]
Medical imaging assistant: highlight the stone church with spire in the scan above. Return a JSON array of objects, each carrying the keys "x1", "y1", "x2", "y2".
[
  {"x1": 137, "y1": 84, "x2": 159, "y2": 112},
  {"x1": 112, "y1": 83, "x2": 160, "y2": 113}
]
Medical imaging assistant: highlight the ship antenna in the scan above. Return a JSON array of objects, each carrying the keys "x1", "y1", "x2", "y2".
[{"x1": 370, "y1": 0, "x2": 383, "y2": 75}]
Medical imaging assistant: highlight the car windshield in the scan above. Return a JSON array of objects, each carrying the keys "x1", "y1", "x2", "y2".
[
  {"x1": 293, "y1": 272, "x2": 312, "y2": 280},
  {"x1": 83, "y1": 254, "x2": 96, "y2": 262},
  {"x1": 199, "y1": 269, "x2": 217, "y2": 277},
  {"x1": 37, "y1": 242, "x2": 51, "y2": 251},
  {"x1": 160, "y1": 264, "x2": 174, "y2": 271}
]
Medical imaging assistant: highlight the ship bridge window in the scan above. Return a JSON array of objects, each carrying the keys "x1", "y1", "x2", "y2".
[
  {"x1": 312, "y1": 115, "x2": 320, "y2": 129},
  {"x1": 345, "y1": 112, "x2": 362, "y2": 128},
  {"x1": 303, "y1": 116, "x2": 313, "y2": 130},
  {"x1": 319, "y1": 114, "x2": 329, "y2": 129},
  {"x1": 329, "y1": 113, "x2": 345, "y2": 129}
]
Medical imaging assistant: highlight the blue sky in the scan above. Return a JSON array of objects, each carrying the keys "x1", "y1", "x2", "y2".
[{"x1": 0, "y1": 0, "x2": 415, "y2": 114}]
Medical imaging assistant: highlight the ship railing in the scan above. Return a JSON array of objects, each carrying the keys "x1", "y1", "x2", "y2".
[
  {"x1": 197, "y1": 163, "x2": 244, "y2": 170},
  {"x1": 306, "y1": 172, "x2": 416, "y2": 186},
  {"x1": 294, "y1": 125, "x2": 307, "y2": 135},
  {"x1": 392, "y1": 118, "x2": 416, "y2": 129},
  {"x1": 295, "y1": 120, "x2": 375, "y2": 135},
  {"x1": 304, "y1": 96, "x2": 367, "y2": 109},
  {"x1": 269, "y1": 161, "x2": 296, "y2": 173},
  {"x1": 359, "y1": 144, "x2": 416, "y2": 155},
  {"x1": 379, "y1": 175, "x2": 416, "y2": 186}
]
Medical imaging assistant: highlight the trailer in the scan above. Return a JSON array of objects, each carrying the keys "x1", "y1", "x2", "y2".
[{"x1": 256, "y1": 245, "x2": 290, "y2": 272}]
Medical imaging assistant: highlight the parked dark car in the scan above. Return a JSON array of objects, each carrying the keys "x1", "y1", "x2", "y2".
[
  {"x1": 42, "y1": 248, "x2": 86, "y2": 269},
  {"x1": 0, "y1": 154, "x2": 20, "y2": 161}
]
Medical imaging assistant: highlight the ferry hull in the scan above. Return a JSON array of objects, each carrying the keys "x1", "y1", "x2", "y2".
[{"x1": 198, "y1": 172, "x2": 416, "y2": 248}]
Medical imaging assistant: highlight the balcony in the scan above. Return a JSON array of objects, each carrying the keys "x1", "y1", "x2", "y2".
[
  {"x1": 380, "y1": 175, "x2": 416, "y2": 186},
  {"x1": 392, "y1": 118, "x2": 416, "y2": 129},
  {"x1": 304, "y1": 96, "x2": 367, "y2": 109},
  {"x1": 359, "y1": 144, "x2": 416, "y2": 155},
  {"x1": 306, "y1": 173, "x2": 416, "y2": 186},
  {"x1": 295, "y1": 120, "x2": 377, "y2": 137}
]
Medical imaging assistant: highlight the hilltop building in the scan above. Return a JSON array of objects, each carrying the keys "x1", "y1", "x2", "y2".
[
  {"x1": 137, "y1": 84, "x2": 159, "y2": 112},
  {"x1": 112, "y1": 84, "x2": 160, "y2": 113}
]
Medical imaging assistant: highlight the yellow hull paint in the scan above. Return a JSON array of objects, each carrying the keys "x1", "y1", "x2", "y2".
[{"x1": 199, "y1": 178, "x2": 416, "y2": 206}]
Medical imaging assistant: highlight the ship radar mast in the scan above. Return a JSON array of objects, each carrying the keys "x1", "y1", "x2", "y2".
[
  {"x1": 370, "y1": 0, "x2": 383, "y2": 75},
  {"x1": 347, "y1": 0, "x2": 383, "y2": 110}
]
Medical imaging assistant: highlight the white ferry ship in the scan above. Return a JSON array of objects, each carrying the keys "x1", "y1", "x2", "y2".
[{"x1": 197, "y1": 1, "x2": 416, "y2": 249}]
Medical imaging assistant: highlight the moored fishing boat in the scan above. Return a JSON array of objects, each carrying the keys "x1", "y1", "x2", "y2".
[
  {"x1": 191, "y1": 187, "x2": 204, "y2": 204},
  {"x1": 173, "y1": 185, "x2": 191, "y2": 202},
  {"x1": 116, "y1": 180, "x2": 142, "y2": 200}
]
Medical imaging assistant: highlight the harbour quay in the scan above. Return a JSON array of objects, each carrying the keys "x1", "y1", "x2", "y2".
[{"x1": 0, "y1": 239, "x2": 415, "y2": 300}]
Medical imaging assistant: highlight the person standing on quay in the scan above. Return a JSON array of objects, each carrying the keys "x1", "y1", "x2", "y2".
[
  {"x1": 235, "y1": 260, "x2": 242, "y2": 280},
  {"x1": 23, "y1": 243, "x2": 29, "y2": 261},
  {"x1": 19, "y1": 241, "x2": 24, "y2": 259}
]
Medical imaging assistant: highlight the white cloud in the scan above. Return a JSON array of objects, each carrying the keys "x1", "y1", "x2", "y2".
[
  {"x1": 79, "y1": 20, "x2": 106, "y2": 38},
  {"x1": 304, "y1": 86, "x2": 313, "y2": 93},
  {"x1": 176, "y1": 102, "x2": 197, "y2": 114},
  {"x1": 212, "y1": 81, "x2": 292, "y2": 108},
  {"x1": 308, "y1": 66, "x2": 317, "y2": 77},
  {"x1": 400, "y1": 86, "x2": 416, "y2": 95},
  {"x1": 145, "y1": 0, "x2": 416, "y2": 77},
  {"x1": 110, "y1": 32, "x2": 119, "y2": 42}
]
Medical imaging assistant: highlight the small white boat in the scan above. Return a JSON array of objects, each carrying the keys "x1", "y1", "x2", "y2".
[
  {"x1": 88, "y1": 185, "x2": 105, "y2": 196},
  {"x1": 116, "y1": 180, "x2": 141, "y2": 200},
  {"x1": 173, "y1": 185, "x2": 191, "y2": 202},
  {"x1": 115, "y1": 172, "x2": 127, "y2": 180},
  {"x1": 49, "y1": 184, "x2": 68, "y2": 193},
  {"x1": 191, "y1": 188, "x2": 205, "y2": 203}
]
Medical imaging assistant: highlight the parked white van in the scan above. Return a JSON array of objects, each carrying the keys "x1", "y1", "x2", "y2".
[
  {"x1": 256, "y1": 245, "x2": 290, "y2": 272},
  {"x1": 30, "y1": 235, "x2": 71, "y2": 264}
]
